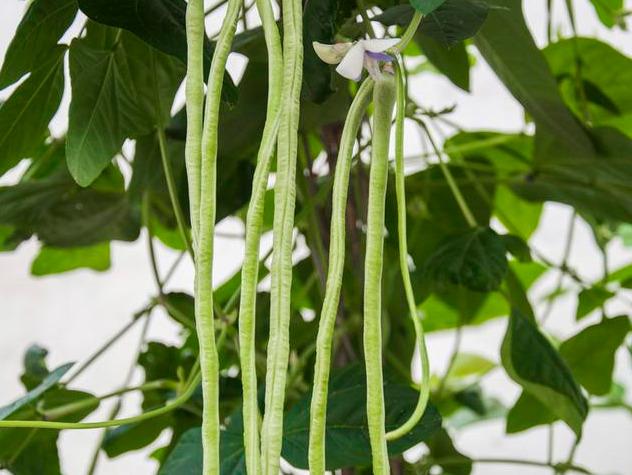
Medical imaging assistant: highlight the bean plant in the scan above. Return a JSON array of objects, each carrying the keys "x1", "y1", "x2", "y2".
[{"x1": 0, "y1": 0, "x2": 631, "y2": 474}]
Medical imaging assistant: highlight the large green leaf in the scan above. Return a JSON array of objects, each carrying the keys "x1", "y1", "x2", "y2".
[
  {"x1": 423, "y1": 227, "x2": 508, "y2": 293},
  {"x1": 501, "y1": 309, "x2": 588, "y2": 436},
  {"x1": 374, "y1": 1, "x2": 488, "y2": 47},
  {"x1": 282, "y1": 364, "x2": 442, "y2": 470},
  {"x1": 560, "y1": 316, "x2": 630, "y2": 396},
  {"x1": 0, "y1": 46, "x2": 65, "y2": 176},
  {"x1": 67, "y1": 33, "x2": 145, "y2": 186},
  {"x1": 544, "y1": 37, "x2": 632, "y2": 138},
  {"x1": 30, "y1": 243, "x2": 111, "y2": 276},
  {"x1": 0, "y1": 0, "x2": 77, "y2": 89},
  {"x1": 77, "y1": 0, "x2": 237, "y2": 105},
  {"x1": 302, "y1": 0, "x2": 337, "y2": 103},
  {"x1": 0, "y1": 169, "x2": 140, "y2": 247},
  {"x1": 474, "y1": 0, "x2": 594, "y2": 158}
]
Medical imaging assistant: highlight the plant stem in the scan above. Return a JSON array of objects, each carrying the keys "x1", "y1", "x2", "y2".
[
  {"x1": 261, "y1": 0, "x2": 304, "y2": 471},
  {"x1": 143, "y1": 192, "x2": 164, "y2": 295},
  {"x1": 416, "y1": 119, "x2": 477, "y2": 227},
  {"x1": 157, "y1": 127, "x2": 194, "y2": 258},
  {"x1": 85, "y1": 312, "x2": 153, "y2": 475},
  {"x1": 308, "y1": 79, "x2": 374, "y2": 475},
  {"x1": 63, "y1": 311, "x2": 149, "y2": 386},
  {"x1": 385, "y1": 65, "x2": 430, "y2": 442},
  {"x1": 364, "y1": 73, "x2": 397, "y2": 475},
  {"x1": 239, "y1": 0, "x2": 283, "y2": 469},
  {"x1": 394, "y1": 11, "x2": 422, "y2": 53}
]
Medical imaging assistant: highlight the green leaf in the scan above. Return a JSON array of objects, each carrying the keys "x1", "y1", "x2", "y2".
[
  {"x1": 416, "y1": 35, "x2": 470, "y2": 91},
  {"x1": 0, "y1": 0, "x2": 77, "y2": 89},
  {"x1": 501, "y1": 309, "x2": 588, "y2": 436},
  {"x1": 500, "y1": 234, "x2": 531, "y2": 262},
  {"x1": 423, "y1": 227, "x2": 508, "y2": 292},
  {"x1": 425, "y1": 428, "x2": 472, "y2": 475},
  {"x1": 410, "y1": 0, "x2": 447, "y2": 15},
  {"x1": 575, "y1": 286, "x2": 614, "y2": 321},
  {"x1": 506, "y1": 391, "x2": 556, "y2": 434},
  {"x1": 66, "y1": 32, "x2": 146, "y2": 186},
  {"x1": 0, "y1": 363, "x2": 73, "y2": 421},
  {"x1": 442, "y1": 353, "x2": 496, "y2": 392},
  {"x1": 20, "y1": 345, "x2": 50, "y2": 391},
  {"x1": 77, "y1": 0, "x2": 237, "y2": 105},
  {"x1": 0, "y1": 169, "x2": 140, "y2": 247},
  {"x1": 282, "y1": 364, "x2": 442, "y2": 470},
  {"x1": 560, "y1": 316, "x2": 630, "y2": 395},
  {"x1": 495, "y1": 185, "x2": 542, "y2": 239},
  {"x1": 587, "y1": 0, "x2": 626, "y2": 28},
  {"x1": 544, "y1": 37, "x2": 632, "y2": 138},
  {"x1": 31, "y1": 243, "x2": 111, "y2": 276},
  {"x1": 0, "y1": 46, "x2": 65, "y2": 177},
  {"x1": 302, "y1": 0, "x2": 336, "y2": 103},
  {"x1": 162, "y1": 292, "x2": 196, "y2": 329},
  {"x1": 420, "y1": 0, "x2": 489, "y2": 48},
  {"x1": 474, "y1": 0, "x2": 594, "y2": 159},
  {"x1": 104, "y1": 415, "x2": 172, "y2": 458}
]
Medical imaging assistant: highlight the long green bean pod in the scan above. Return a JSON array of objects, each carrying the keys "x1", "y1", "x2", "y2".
[
  {"x1": 238, "y1": 0, "x2": 283, "y2": 471},
  {"x1": 196, "y1": 0, "x2": 243, "y2": 473},
  {"x1": 384, "y1": 65, "x2": 430, "y2": 442},
  {"x1": 307, "y1": 79, "x2": 374, "y2": 475},
  {"x1": 260, "y1": 0, "x2": 303, "y2": 472},
  {"x1": 184, "y1": 0, "x2": 204, "y2": 246},
  {"x1": 364, "y1": 72, "x2": 396, "y2": 475}
]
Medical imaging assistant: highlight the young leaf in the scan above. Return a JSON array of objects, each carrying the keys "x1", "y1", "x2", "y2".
[
  {"x1": 20, "y1": 345, "x2": 50, "y2": 391},
  {"x1": 501, "y1": 309, "x2": 588, "y2": 436},
  {"x1": 0, "y1": 0, "x2": 77, "y2": 89},
  {"x1": 423, "y1": 227, "x2": 508, "y2": 292},
  {"x1": 0, "y1": 46, "x2": 65, "y2": 177},
  {"x1": 560, "y1": 316, "x2": 630, "y2": 395},
  {"x1": 30, "y1": 243, "x2": 111, "y2": 276},
  {"x1": 575, "y1": 286, "x2": 614, "y2": 320},
  {"x1": 0, "y1": 363, "x2": 73, "y2": 421},
  {"x1": 587, "y1": 0, "x2": 625, "y2": 28}
]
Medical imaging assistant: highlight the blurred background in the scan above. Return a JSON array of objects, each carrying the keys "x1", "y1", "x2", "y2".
[{"x1": 1, "y1": 1, "x2": 631, "y2": 474}]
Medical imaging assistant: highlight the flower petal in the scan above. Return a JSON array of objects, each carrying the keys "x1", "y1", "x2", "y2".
[
  {"x1": 312, "y1": 41, "x2": 353, "y2": 65},
  {"x1": 361, "y1": 38, "x2": 400, "y2": 53},
  {"x1": 335, "y1": 42, "x2": 366, "y2": 81}
]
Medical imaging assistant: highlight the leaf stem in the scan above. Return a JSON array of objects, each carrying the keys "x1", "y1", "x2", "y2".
[{"x1": 156, "y1": 127, "x2": 194, "y2": 258}]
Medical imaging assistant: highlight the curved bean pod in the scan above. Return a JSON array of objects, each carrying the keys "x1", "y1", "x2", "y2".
[{"x1": 308, "y1": 78, "x2": 374, "y2": 475}]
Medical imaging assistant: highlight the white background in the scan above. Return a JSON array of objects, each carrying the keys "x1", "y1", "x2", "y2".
[{"x1": 1, "y1": 1, "x2": 631, "y2": 474}]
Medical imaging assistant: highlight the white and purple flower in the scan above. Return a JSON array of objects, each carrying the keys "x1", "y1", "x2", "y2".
[{"x1": 313, "y1": 38, "x2": 400, "y2": 81}]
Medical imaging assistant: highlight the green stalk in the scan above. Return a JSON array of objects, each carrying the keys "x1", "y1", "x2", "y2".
[
  {"x1": 238, "y1": 0, "x2": 283, "y2": 471},
  {"x1": 385, "y1": 65, "x2": 430, "y2": 441},
  {"x1": 307, "y1": 79, "x2": 374, "y2": 475},
  {"x1": 196, "y1": 0, "x2": 242, "y2": 472},
  {"x1": 260, "y1": 0, "x2": 303, "y2": 472},
  {"x1": 364, "y1": 73, "x2": 396, "y2": 475},
  {"x1": 184, "y1": 0, "x2": 205, "y2": 246}
]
